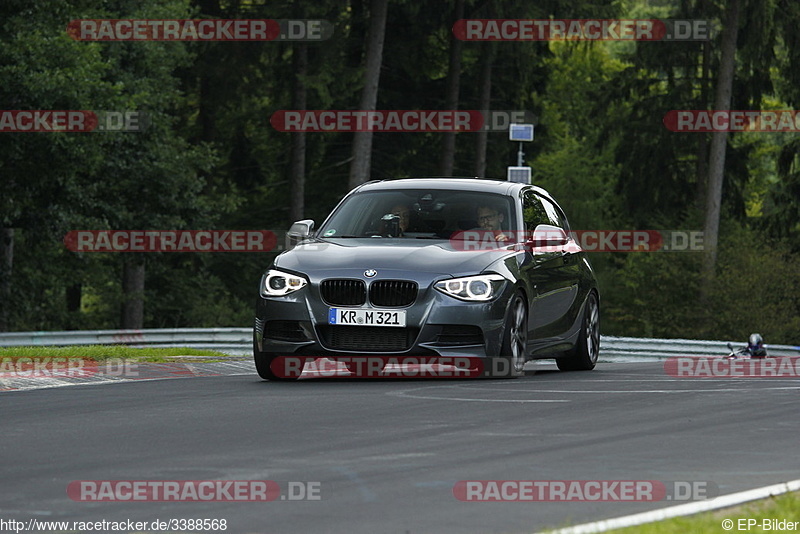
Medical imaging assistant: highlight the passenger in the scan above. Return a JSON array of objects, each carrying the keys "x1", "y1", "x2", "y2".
[{"x1": 476, "y1": 204, "x2": 509, "y2": 242}]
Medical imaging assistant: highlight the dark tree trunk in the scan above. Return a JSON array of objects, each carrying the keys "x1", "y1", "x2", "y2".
[
  {"x1": 290, "y1": 43, "x2": 308, "y2": 222},
  {"x1": 120, "y1": 258, "x2": 145, "y2": 329},
  {"x1": 347, "y1": 0, "x2": 367, "y2": 69},
  {"x1": 0, "y1": 228, "x2": 13, "y2": 332},
  {"x1": 348, "y1": 0, "x2": 389, "y2": 188},
  {"x1": 196, "y1": 0, "x2": 222, "y2": 143},
  {"x1": 439, "y1": 0, "x2": 465, "y2": 177},
  {"x1": 66, "y1": 284, "x2": 82, "y2": 313},
  {"x1": 703, "y1": 0, "x2": 741, "y2": 277},
  {"x1": 474, "y1": 41, "x2": 494, "y2": 178},
  {"x1": 695, "y1": 28, "x2": 711, "y2": 215}
]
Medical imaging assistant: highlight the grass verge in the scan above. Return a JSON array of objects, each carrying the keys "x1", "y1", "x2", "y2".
[
  {"x1": 0, "y1": 345, "x2": 233, "y2": 363},
  {"x1": 598, "y1": 491, "x2": 800, "y2": 533}
]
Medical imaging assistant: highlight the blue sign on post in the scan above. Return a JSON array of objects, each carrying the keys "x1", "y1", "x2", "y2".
[
  {"x1": 508, "y1": 123, "x2": 534, "y2": 183},
  {"x1": 509, "y1": 124, "x2": 534, "y2": 142},
  {"x1": 507, "y1": 167, "x2": 531, "y2": 184}
]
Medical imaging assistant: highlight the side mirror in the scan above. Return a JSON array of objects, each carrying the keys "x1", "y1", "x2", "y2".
[
  {"x1": 528, "y1": 224, "x2": 568, "y2": 247},
  {"x1": 286, "y1": 219, "x2": 315, "y2": 250}
]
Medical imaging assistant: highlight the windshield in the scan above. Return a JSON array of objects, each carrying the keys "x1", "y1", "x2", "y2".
[{"x1": 317, "y1": 189, "x2": 516, "y2": 240}]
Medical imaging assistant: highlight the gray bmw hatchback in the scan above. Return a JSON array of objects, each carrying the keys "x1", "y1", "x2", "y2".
[{"x1": 254, "y1": 178, "x2": 599, "y2": 380}]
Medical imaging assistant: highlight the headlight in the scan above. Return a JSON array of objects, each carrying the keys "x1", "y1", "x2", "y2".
[
  {"x1": 434, "y1": 274, "x2": 506, "y2": 301},
  {"x1": 261, "y1": 269, "x2": 307, "y2": 297}
]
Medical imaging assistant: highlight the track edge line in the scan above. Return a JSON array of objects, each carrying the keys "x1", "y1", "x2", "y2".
[{"x1": 541, "y1": 478, "x2": 800, "y2": 534}]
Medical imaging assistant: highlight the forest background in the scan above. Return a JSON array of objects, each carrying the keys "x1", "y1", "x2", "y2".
[{"x1": 1, "y1": 0, "x2": 798, "y2": 343}]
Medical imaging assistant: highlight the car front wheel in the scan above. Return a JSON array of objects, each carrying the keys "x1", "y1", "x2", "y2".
[
  {"x1": 557, "y1": 291, "x2": 599, "y2": 371},
  {"x1": 254, "y1": 337, "x2": 304, "y2": 381},
  {"x1": 494, "y1": 291, "x2": 527, "y2": 378}
]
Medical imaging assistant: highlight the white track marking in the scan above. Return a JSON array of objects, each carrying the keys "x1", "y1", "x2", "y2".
[
  {"x1": 463, "y1": 387, "x2": 800, "y2": 394},
  {"x1": 543, "y1": 478, "x2": 800, "y2": 534},
  {"x1": 388, "y1": 385, "x2": 569, "y2": 403}
]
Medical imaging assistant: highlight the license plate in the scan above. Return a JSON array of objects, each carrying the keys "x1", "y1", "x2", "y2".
[{"x1": 328, "y1": 308, "x2": 406, "y2": 327}]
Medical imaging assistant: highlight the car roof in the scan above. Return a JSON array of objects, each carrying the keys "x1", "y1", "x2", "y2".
[{"x1": 354, "y1": 177, "x2": 551, "y2": 198}]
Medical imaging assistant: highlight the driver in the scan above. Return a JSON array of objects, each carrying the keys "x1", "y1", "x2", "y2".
[
  {"x1": 391, "y1": 204, "x2": 410, "y2": 234},
  {"x1": 379, "y1": 203, "x2": 411, "y2": 237}
]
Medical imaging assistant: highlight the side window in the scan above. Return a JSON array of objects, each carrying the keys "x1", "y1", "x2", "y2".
[
  {"x1": 539, "y1": 196, "x2": 569, "y2": 231},
  {"x1": 522, "y1": 190, "x2": 549, "y2": 232}
]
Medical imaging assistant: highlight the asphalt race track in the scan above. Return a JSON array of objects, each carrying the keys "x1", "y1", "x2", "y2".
[{"x1": 2, "y1": 360, "x2": 799, "y2": 534}]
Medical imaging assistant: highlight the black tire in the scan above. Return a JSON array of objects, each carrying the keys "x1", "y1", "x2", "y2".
[
  {"x1": 493, "y1": 291, "x2": 527, "y2": 378},
  {"x1": 253, "y1": 338, "x2": 303, "y2": 381},
  {"x1": 557, "y1": 292, "x2": 599, "y2": 371}
]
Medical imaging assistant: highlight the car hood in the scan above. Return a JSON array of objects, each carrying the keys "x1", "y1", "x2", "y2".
[{"x1": 274, "y1": 238, "x2": 516, "y2": 279}]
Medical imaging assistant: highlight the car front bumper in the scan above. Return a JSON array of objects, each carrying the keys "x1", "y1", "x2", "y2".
[{"x1": 255, "y1": 277, "x2": 516, "y2": 361}]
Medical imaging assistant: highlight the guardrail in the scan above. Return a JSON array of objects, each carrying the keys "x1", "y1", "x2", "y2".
[
  {"x1": 0, "y1": 328, "x2": 797, "y2": 358},
  {"x1": 0, "y1": 328, "x2": 252, "y2": 353},
  {"x1": 600, "y1": 336, "x2": 800, "y2": 359}
]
